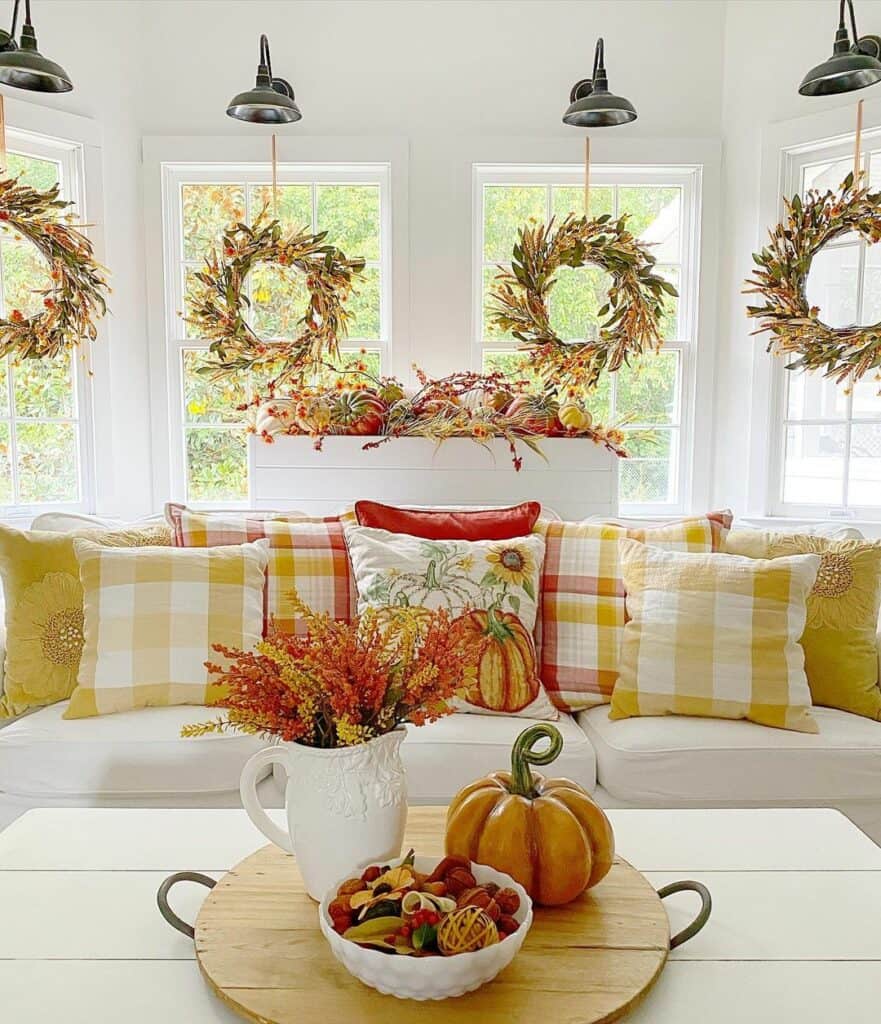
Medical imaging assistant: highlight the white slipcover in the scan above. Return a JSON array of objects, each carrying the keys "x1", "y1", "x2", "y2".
[
  {"x1": 578, "y1": 704, "x2": 881, "y2": 805},
  {"x1": 399, "y1": 711, "x2": 596, "y2": 801},
  {"x1": 0, "y1": 701, "x2": 267, "y2": 799}
]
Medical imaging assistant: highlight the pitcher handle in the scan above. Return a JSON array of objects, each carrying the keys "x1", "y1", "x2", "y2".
[
  {"x1": 657, "y1": 879, "x2": 712, "y2": 950},
  {"x1": 157, "y1": 871, "x2": 216, "y2": 939},
  {"x1": 240, "y1": 745, "x2": 293, "y2": 853}
]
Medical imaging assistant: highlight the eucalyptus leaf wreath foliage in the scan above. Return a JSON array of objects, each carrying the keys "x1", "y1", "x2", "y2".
[
  {"x1": 186, "y1": 213, "x2": 366, "y2": 386},
  {"x1": 0, "y1": 176, "x2": 109, "y2": 360},
  {"x1": 746, "y1": 173, "x2": 881, "y2": 387},
  {"x1": 488, "y1": 213, "x2": 677, "y2": 393}
]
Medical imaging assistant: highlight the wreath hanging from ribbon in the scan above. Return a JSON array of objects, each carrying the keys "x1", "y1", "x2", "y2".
[
  {"x1": 0, "y1": 176, "x2": 109, "y2": 361},
  {"x1": 186, "y1": 214, "x2": 365, "y2": 385},
  {"x1": 488, "y1": 213, "x2": 676, "y2": 392},
  {"x1": 745, "y1": 173, "x2": 881, "y2": 386}
]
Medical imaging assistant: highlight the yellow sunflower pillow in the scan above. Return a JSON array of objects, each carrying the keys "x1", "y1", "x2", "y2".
[
  {"x1": 0, "y1": 523, "x2": 172, "y2": 718},
  {"x1": 723, "y1": 531, "x2": 881, "y2": 720}
]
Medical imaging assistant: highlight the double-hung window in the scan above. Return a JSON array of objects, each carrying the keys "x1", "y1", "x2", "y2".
[
  {"x1": 161, "y1": 163, "x2": 391, "y2": 504},
  {"x1": 0, "y1": 130, "x2": 93, "y2": 514},
  {"x1": 474, "y1": 164, "x2": 701, "y2": 515},
  {"x1": 769, "y1": 136, "x2": 881, "y2": 520}
]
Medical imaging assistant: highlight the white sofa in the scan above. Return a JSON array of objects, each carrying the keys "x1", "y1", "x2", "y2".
[
  {"x1": 1, "y1": 516, "x2": 879, "y2": 843},
  {"x1": 2, "y1": 682, "x2": 880, "y2": 841}
]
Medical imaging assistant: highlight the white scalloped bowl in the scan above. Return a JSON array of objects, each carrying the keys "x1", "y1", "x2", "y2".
[{"x1": 319, "y1": 855, "x2": 533, "y2": 1000}]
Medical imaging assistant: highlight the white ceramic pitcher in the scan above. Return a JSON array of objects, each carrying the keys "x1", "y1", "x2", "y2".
[{"x1": 239, "y1": 727, "x2": 407, "y2": 900}]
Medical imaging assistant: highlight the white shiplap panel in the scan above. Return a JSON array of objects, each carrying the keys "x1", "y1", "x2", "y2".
[{"x1": 250, "y1": 436, "x2": 618, "y2": 520}]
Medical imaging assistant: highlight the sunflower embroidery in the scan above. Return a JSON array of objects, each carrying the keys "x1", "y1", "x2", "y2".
[
  {"x1": 770, "y1": 536, "x2": 881, "y2": 630},
  {"x1": 6, "y1": 572, "x2": 84, "y2": 703},
  {"x1": 485, "y1": 543, "x2": 536, "y2": 600}
]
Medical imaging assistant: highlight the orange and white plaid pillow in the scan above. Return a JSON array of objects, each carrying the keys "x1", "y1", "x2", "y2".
[
  {"x1": 167, "y1": 504, "x2": 356, "y2": 633},
  {"x1": 537, "y1": 511, "x2": 732, "y2": 712}
]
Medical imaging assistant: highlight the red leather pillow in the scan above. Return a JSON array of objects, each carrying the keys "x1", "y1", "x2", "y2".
[{"x1": 354, "y1": 501, "x2": 542, "y2": 541}]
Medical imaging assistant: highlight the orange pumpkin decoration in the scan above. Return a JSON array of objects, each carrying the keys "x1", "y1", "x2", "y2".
[
  {"x1": 445, "y1": 724, "x2": 615, "y2": 906},
  {"x1": 456, "y1": 608, "x2": 540, "y2": 713}
]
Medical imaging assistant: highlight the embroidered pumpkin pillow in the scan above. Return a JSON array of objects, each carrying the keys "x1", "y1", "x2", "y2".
[
  {"x1": 345, "y1": 526, "x2": 557, "y2": 719},
  {"x1": 723, "y1": 531, "x2": 881, "y2": 720}
]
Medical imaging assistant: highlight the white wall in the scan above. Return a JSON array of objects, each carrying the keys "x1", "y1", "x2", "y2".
[{"x1": 19, "y1": 0, "x2": 878, "y2": 520}]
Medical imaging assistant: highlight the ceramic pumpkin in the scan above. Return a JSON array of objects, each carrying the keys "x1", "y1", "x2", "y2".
[
  {"x1": 506, "y1": 394, "x2": 561, "y2": 435},
  {"x1": 445, "y1": 724, "x2": 615, "y2": 905},
  {"x1": 456, "y1": 608, "x2": 540, "y2": 713},
  {"x1": 329, "y1": 389, "x2": 386, "y2": 435}
]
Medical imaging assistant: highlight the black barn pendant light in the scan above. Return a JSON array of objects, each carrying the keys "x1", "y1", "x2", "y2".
[
  {"x1": 563, "y1": 37, "x2": 636, "y2": 128},
  {"x1": 227, "y1": 34, "x2": 301, "y2": 124},
  {"x1": 0, "y1": 0, "x2": 72, "y2": 93},
  {"x1": 799, "y1": 0, "x2": 881, "y2": 96}
]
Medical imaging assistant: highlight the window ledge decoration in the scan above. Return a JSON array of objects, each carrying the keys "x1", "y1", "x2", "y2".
[
  {"x1": 487, "y1": 214, "x2": 676, "y2": 393},
  {"x1": 746, "y1": 174, "x2": 881, "y2": 387},
  {"x1": 252, "y1": 367, "x2": 629, "y2": 471},
  {"x1": 186, "y1": 213, "x2": 366, "y2": 385},
  {"x1": 0, "y1": 176, "x2": 109, "y2": 360}
]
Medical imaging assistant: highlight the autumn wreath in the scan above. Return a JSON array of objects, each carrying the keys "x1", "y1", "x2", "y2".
[
  {"x1": 488, "y1": 214, "x2": 676, "y2": 392},
  {"x1": 745, "y1": 175, "x2": 881, "y2": 386},
  {"x1": 186, "y1": 214, "x2": 365, "y2": 385},
  {"x1": 0, "y1": 176, "x2": 109, "y2": 361}
]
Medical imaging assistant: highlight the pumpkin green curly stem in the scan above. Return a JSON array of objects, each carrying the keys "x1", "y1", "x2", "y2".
[{"x1": 509, "y1": 723, "x2": 564, "y2": 798}]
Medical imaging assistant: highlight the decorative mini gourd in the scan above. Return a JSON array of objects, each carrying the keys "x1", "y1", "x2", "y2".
[{"x1": 445, "y1": 724, "x2": 615, "y2": 906}]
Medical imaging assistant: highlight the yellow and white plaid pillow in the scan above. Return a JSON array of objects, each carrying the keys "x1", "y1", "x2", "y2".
[
  {"x1": 64, "y1": 539, "x2": 269, "y2": 719},
  {"x1": 609, "y1": 541, "x2": 820, "y2": 733},
  {"x1": 538, "y1": 512, "x2": 732, "y2": 712}
]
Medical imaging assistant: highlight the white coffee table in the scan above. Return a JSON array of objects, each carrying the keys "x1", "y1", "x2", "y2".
[{"x1": 2, "y1": 807, "x2": 881, "y2": 1022}]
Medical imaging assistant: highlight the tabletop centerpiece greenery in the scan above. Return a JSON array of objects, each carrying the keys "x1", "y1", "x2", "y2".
[
  {"x1": 183, "y1": 593, "x2": 485, "y2": 748},
  {"x1": 251, "y1": 365, "x2": 629, "y2": 470}
]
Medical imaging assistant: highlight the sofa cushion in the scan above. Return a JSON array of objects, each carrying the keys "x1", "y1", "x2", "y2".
[
  {"x1": 578, "y1": 704, "x2": 881, "y2": 804},
  {"x1": 0, "y1": 700, "x2": 267, "y2": 798},
  {"x1": 400, "y1": 711, "x2": 595, "y2": 800}
]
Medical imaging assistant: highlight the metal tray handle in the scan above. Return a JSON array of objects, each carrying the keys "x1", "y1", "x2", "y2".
[
  {"x1": 657, "y1": 879, "x2": 712, "y2": 949},
  {"x1": 157, "y1": 871, "x2": 217, "y2": 939}
]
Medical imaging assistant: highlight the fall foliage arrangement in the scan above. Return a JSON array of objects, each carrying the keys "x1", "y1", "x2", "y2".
[
  {"x1": 0, "y1": 176, "x2": 109, "y2": 361},
  {"x1": 328, "y1": 849, "x2": 524, "y2": 955},
  {"x1": 488, "y1": 213, "x2": 676, "y2": 393},
  {"x1": 186, "y1": 212, "x2": 366, "y2": 385},
  {"x1": 746, "y1": 173, "x2": 881, "y2": 388},
  {"x1": 183, "y1": 594, "x2": 485, "y2": 748},
  {"x1": 253, "y1": 365, "x2": 629, "y2": 469}
]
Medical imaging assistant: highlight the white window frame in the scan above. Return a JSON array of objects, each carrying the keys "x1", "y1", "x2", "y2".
[
  {"x1": 472, "y1": 163, "x2": 703, "y2": 517},
  {"x1": 0, "y1": 109, "x2": 104, "y2": 521},
  {"x1": 753, "y1": 102, "x2": 881, "y2": 525},
  {"x1": 145, "y1": 136, "x2": 408, "y2": 509}
]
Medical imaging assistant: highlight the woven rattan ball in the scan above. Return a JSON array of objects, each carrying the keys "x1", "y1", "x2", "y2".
[{"x1": 436, "y1": 906, "x2": 499, "y2": 955}]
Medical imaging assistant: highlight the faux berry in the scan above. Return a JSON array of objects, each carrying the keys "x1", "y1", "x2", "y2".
[
  {"x1": 495, "y1": 887, "x2": 521, "y2": 916},
  {"x1": 361, "y1": 865, "x2": 381, "y2": 883},
  {"x1": 444, "y1": 866, "x2": 477, "y2": 897},
  {"x1": 497, "y1": 915, "x2": 519, "y2": 935}
]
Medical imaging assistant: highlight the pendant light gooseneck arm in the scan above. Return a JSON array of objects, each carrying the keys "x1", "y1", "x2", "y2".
[{"x1": 842, "y1": 0, "x2": 861, "y2": 44}]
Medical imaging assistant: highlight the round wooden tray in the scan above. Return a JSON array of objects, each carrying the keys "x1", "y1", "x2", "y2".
[{"x1": 168, "y1": 843, "x2": 680, "y2": 1024}]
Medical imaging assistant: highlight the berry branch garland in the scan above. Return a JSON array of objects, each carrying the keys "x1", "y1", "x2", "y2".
[
  {"x1": 185, "y1": 214, "x2": 365, "y2": 386},
  {"x1": 745, "y1": 174, "x2": 881, "y2": 387},
  {"x1": 488, "y1": 213, "x2": 677, "y2": 393},
  {"x1": 0, "y1": 177, "x2": 109, "y2": 361}
]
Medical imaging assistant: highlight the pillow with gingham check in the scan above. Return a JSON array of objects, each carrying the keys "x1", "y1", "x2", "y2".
[
  {"x1": 63, "y1": 538, "x2": 269, "y2": 719},
  {"x1": 610, "y1": 541, "x2": 820, "y2": 733},
  {"x1": 166, "y1": 504, "x2": 357, "y2": 634},
  {"x1": 537, "y1": 511, "x2": 732, "y2": 713}
]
